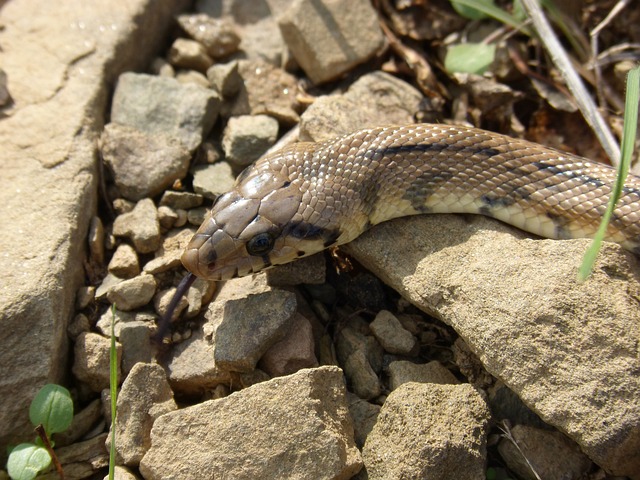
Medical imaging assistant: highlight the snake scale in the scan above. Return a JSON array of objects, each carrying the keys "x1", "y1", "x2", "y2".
[{"x1": 181, "y1": 123, "x2": 640, "y2": 281}]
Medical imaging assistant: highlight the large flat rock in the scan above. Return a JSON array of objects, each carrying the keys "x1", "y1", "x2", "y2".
[
  {"x1": 343, "y1": 214, "x2": 640, "y2": 478},
  {"x1": 0, "y1": 0, "x2": 188, "y2": 456}
]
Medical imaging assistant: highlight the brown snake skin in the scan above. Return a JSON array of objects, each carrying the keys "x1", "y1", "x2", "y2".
[{"x1": 181, "y1": 123, "x2": 640, "y2": 281}]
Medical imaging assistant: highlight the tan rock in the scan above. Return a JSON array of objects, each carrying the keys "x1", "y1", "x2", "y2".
[
  {"x1": 344, "y1": 214, "x2": 640, "y2": 477},
  {"x1": 362, "y1": 382, "x2": 490, "y2": 479},
  {"x1": 140, "y1": 366, "x2": 362, "y2": 479}
]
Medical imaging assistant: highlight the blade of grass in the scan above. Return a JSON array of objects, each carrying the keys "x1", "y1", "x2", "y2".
[
  {"x1": 449, "y1": 0, "x2": 531, "y2": 35},
  {"x1": 109, "y1": 304, "x2": 118, "y2": 480},
  {"x1": 578, "y1": 66, "x2": 640, "y2": 281}
]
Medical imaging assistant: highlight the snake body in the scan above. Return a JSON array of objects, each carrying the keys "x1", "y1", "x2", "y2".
[{"x1": 181, "y1": 123, "x2": 640, "y2": 280}]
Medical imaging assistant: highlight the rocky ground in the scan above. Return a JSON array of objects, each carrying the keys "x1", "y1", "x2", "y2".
[{"x1": 1, "y1": 0, "x2": 639, "y2": 479}]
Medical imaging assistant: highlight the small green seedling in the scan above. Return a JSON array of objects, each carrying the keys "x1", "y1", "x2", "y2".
[{"x1": 6, "y1": 384, "x2": 73, "y2": 480}]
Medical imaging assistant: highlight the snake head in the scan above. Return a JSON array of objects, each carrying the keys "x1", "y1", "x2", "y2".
[{"x1": 181, "y1": 161, "x2": 336, "y2": 280}]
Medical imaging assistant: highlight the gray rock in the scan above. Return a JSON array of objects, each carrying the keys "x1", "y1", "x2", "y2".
[
  {"x1": 153, "y1": 287, "x2": 189, "y2": 322},
  {"x1": 177, "y1": 14, "x2": 241, "y2": 58},
  {"x1": 67, "y1": 313, "x2": 91, "y2": 340},
  {"x1": 119, "y1": 321, "x2": 154, "y2": 373},
  {"x1": 206, "y1": 60, "x2": 241, "y2": 97},
  {"x1": 106, "y1": 273, "x2": 157, "y2": 311},
  {"x1": 186, "y1": 206, "x2": 209, "y2": 226},
  {"x1": 111, "y1": 72, "x2": 220, "y2": 151},
  {"x1": 266, "y1": 252, "x2": 326, "y2": 286},
  {"x1": 167, "y1": 37, "x2": 213, "y2": 72},
  {"x1": 215, "y1": 289, "x2": 298, "y2": 371},
  {"x1": 75, "y1": 286, "x2": 95, "y2": 310},
  {"x1": 72, "y1": 332, "x2": 122, "y2": 392},
  {"x1": 347, "y1": 393, "x2": 380, "y2": 449},
  {"x1": 498, "y1": 424, "x2": 592, "y2": 480},
  {"x1": 107, "y1": 466, "x2": 139, "y2": 480},
  {"x1": 175, "y1": 69, "x2": 209, "y2": 88},
  {"x1": 166, "y1": 273, "x2": 272, "y2": 394},
  {"x1": 54, "y1": 399, "x2": 103, "y2": 447},
  {"x1": 388, "y1": 360, "x2": 459, "y2": 390},
  {"x1": 157, "y1": 205, "x2": 179, "y2": 229},
  {"x1": 228, "y1": 58, "x2": 300, "y2": 124},
  {"x1": 300, "y1": 71, "x2": 423, "y2": 142},
  {"x1": 111, "y1": 363, "x2": 177, "y2": 466},
  {"x1": 222, "y1": 114, "x2": 279, "y2": 168},
  {"x1": 0, "y1": 0, "x2": 187, "y2": 452},
  {"x1": 363, "y1": 382, "x2": 490, "y2": 479},
  {"x1": 39, "y1": 433, "x2": 109, "y2": 480},
  {"x1": 259, "y1": 313, "x2": 318, "y2": 377},
  {"x1": 95, "y1": 308, "x2": 156, "y2": 338},
  {"x1": 197, "y1": 0, "x2": 287, "y2": 65},
  {"x1": 370, "y1": 310, "x2": 417, "y2": 355},
  {"x1": 344, "y1": 349, "x2": 381, "y2": 400},
  {"x1": 191, "y1": 161, "x2": 236, "y2": 199},
  {"x1": 112, "y1": 199, "x2": 162, "y2": 254},
  {"x1": 277, "y1": 0, "x2": 385, "y2": 84},
  {"x1": 95, "y1": 273, "x2": 126, "y2": 302},
  {"x1": 140, "y1": 366, "x2": 362, "y2": 479},
  {"x1": 107, "y1": 244, "x2": 140, "y2": 278},
  {"x1": 159, "y1": 191, "x2": 203, "y2": 210},
  {"x1": 185, "y1": 277, "x2": 217, "y2": 318},
  {"x1": 142, "y1": 227, "x2": 196, "y2": 274},
  {"x1": 101, "y1": 123, "x2": 192, "y2": 201},
  {"x1": 343, "y1": 215, "x2": 640, "y2": 477}
]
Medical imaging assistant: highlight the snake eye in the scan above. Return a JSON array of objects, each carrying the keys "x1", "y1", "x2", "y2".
[{"x1": 246, "y1": 232, "x2": 275, "y2": 256}]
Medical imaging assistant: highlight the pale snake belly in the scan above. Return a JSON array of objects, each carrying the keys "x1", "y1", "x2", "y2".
[{"x1": 181, "y1": 123, "x2": 640, "y2": 281}]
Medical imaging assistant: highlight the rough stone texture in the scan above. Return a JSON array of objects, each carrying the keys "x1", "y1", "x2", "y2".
[
  {"x1": 119, "y1": 321, "x2": 154, "y2": 373},
  {"x1": 215, "y1": 289, "x2": 298, "y2": 371},
  {"x1": 106, "y1": 273, "x2": 157, "y2": 311},
  {"x1": 177, "y1": 14, "x2": 241, "y2": 58},
  {"x1": 388, "y1": 360, "x2": 459, "y2": 390},
  {"x1": 101, "y1": 123, "x2": 191, "y2": 201},
  {"x1": 167, "y1": 38, "x2": 213, "y2": 72},
  {"x1": 498, "y1": 424, "x2": 592, "y2": 480},
  {"x1": 227, "y1": 58, "x2": 300, "y2": 124},
  {"x1": 165, "y1": 273, "x2": 275, "y2": 394},
  {"x1": 266, "y1": 252, "x2": 326, "y2": 286},
  {"x1": 207, "y1": 60, "x2": 241, "y2": 97},
  {"x1": 107, "y1": 243, "x2": 140, "y2": 278},
  {"x1": 111, "y1": 363, "x2": 177, "y2": 466},
  {"x1": 112, "y1": 198, "x2": 162, "y2": 254},
  {"x1": 191, "y1": 161, "x2": 236, "y2": 199},
  {"x1": 0, "y1": 0, "x2": 187, "y2": 455},
  {"x1": 370, "y1": 310, "x2": 417, "y2": 355},
  {"x1": 343, "y1": 214, "x2": 640, "y2": 477},
  {"x1": 197, "y1": 0, "x2": 288, "y2": 65},
  {"x1": 347, "y1": 393, "x2": 380, "y2": 449},
  {"x1": 362, "y1": 382, "x2": 490, "y2": 480},
  {"x1": 259, "y1": 312, "x2": 319, "y2": 377},
  {"x1": 111, "y1": 72, "x2": 220, "y2": 152},
  {"x1": 222, "y1": 114, "x2": 279, "y2": 168},
  {"x1": 140, "y1": 366, "x2": 362, "y2": 480},
  {"x1": 277, "y1": 0, "x2": 385, "y2": 84},
  {"x1": 72, "y1": 332, "x2": 122, "y2": 392},
  {"x1": 142, "y1": 228, "x2": 196, "y2": 274},
  {"x1": 300, "y1": 71, "x2": 423, "y2": 142}
]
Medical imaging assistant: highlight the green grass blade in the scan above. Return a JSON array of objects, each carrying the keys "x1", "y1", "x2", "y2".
[
  {"x1": 109, "y1": 304, "x2": 118, "y2": 480},
  {"x1": 449, "y1": 0, "x2": 531, "y2": 35},
  {"x1": 578, "y1": 66, "x2": 640, "y2": 281}
]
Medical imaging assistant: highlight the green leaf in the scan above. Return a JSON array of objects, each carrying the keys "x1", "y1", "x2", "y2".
[
  {"x1": 451, "y1": 0, "x2": 494, "y2": 20},
  {"x1": 6, "y1": 443, "x2": 51, "y2": 480},
  {"x1": 449, "y1": 0, "x2": 530, "y2": 34},
  {"x1": 29, "y1": 384, "x2": 73, "y2": 436},
  {"x1": 445, "y1": 43, "x2": 496, "y2": 74}
]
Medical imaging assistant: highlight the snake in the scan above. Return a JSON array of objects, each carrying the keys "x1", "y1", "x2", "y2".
[{"x1": 180, "y1": 123, "x2": 640, "y2": 282}]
